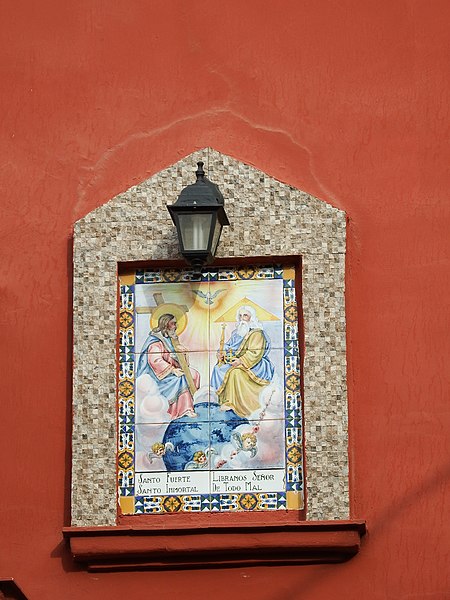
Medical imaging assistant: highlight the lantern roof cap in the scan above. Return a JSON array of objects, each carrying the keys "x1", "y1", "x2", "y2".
[{"x1": 174, "y1": 161, "x2": 225, "y2": 207}]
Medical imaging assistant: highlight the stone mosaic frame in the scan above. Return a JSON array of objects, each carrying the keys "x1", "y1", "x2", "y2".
[{"x1": 72, "y1": 148, "x2": 348, "y2": 526}]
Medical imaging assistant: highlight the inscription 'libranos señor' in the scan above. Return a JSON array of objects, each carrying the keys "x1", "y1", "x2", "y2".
[{"x1": 117, "y1": 264, "x2": 304, "y2": 514}]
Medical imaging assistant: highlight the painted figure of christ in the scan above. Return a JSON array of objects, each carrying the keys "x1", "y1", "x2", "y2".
[{"x1": 136, "y1": 313, "x2": 199, "y2": 419}]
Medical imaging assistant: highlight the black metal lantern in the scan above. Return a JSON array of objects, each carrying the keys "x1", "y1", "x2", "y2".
[{"x1": 167, "y1": 161, "x2": 230, "y2": 270}]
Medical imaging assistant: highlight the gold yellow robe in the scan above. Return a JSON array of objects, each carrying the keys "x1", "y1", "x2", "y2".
[{"x1": 216, "y1": 329, "x2": 272, "y2": 418}]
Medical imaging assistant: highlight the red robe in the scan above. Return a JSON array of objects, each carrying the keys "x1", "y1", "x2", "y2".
[{"x1": 146, "y1": 339, "x2": 200, "y2": 419}]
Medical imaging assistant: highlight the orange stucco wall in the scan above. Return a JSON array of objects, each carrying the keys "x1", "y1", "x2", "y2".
[{"x1": 1, "y1": 1, "x2": 449, "y2": 598}]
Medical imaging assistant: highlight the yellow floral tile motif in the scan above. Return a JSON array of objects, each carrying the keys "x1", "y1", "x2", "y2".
[
  {"x1": 119, "y1": 310, "x2": 133, "y2": 329},
  {"x1": 162, "y1": 495, "x2": 183, "y2": 512},
  {"x1": 118, "y1": 451, "x2": 133, "y2": 469}
]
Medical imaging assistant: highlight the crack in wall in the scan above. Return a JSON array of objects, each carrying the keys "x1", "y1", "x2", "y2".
[{"x1": 75, "y1": 108, "x2": 338, "y2": 219}]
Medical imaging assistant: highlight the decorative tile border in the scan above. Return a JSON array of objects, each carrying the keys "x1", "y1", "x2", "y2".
[{"x1": 72, "y1": 148, "x2": 348, "y2": 525}]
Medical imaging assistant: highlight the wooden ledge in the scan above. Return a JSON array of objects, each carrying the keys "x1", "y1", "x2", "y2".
[{"x1": 63, "y1": 521, "x2": 366, "y2": 571}]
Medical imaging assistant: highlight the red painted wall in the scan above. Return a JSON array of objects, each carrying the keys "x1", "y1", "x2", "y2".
[{"x1": 1, "y1": 1, "x2": 449, "y2": 598}]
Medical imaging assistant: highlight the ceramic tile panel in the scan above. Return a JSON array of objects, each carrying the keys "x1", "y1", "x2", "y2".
[
  {"x1": 115, "y1": 264, "x2": 301, "y2": 515},
  {"x1": 134, "y1": 351, "x2": 211, "y2": 425},
  {"x1": 209, "y1": 347, "x2": 286, "y2": 422},
  {"x1": 133, "y1": 279, "x2": 211, "y2": 354},
  {"x1": 209, "y1": 492, "x2": 287, "y2": 512},
  {"x1": 209, "y1": 277, "x2": 285, "y2": 352},
  {"x1": 72, "y1": 148, "x2": 347, "y2": 525},
  {"x1": 210, "y1": 419, "x2": 286, "y2": 472}
]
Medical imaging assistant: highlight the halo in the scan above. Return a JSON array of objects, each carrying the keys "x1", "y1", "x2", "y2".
[{"x1": 150, "y1": 304, "x2": 188, "y2": 335}]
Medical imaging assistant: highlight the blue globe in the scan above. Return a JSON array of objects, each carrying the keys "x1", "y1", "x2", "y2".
[{"x1": 162, "y1": 402, "x2": 248, "y2": 471}]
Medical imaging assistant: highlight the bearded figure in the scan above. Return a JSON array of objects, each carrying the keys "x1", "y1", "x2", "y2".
[
  {"x1": 210, "y1": 306, "x2": 274, "y2": 418},
  {"x1": 136, "y1": 313, "x2": 199, "y2": 419}
]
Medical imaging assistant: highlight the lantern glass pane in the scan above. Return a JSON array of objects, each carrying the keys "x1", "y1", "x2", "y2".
[
  {"x1": 210, "y1": 218, "x2": 222, "y2": 255},
  {"x1": 178, "y1": 213, "x2": 213, "y2": 251}
]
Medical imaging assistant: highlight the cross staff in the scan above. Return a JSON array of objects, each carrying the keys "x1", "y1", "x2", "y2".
[{"x1": 136, "y1": 293, "x2": 198, "y2": 396}]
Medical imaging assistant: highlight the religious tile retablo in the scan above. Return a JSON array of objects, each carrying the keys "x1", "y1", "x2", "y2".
[{"x1": 118, "y1": 264, "x2": 303, "y2": 514}]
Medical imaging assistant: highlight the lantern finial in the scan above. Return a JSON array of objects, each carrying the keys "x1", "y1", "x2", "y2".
[{"x1": 195, "y1": 162, "x2": 205, "y2": 180}]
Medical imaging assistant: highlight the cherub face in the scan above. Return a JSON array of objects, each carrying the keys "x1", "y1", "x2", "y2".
[
  {"x1": 243, "y1": 437, "x2": 255, "y2": 450},
  {"x1": 156, "y1": 447, "x2": 165, "y2": 456},
  {"x1": 197, "y1": 454, "x2": 207, "y2": 463}
]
